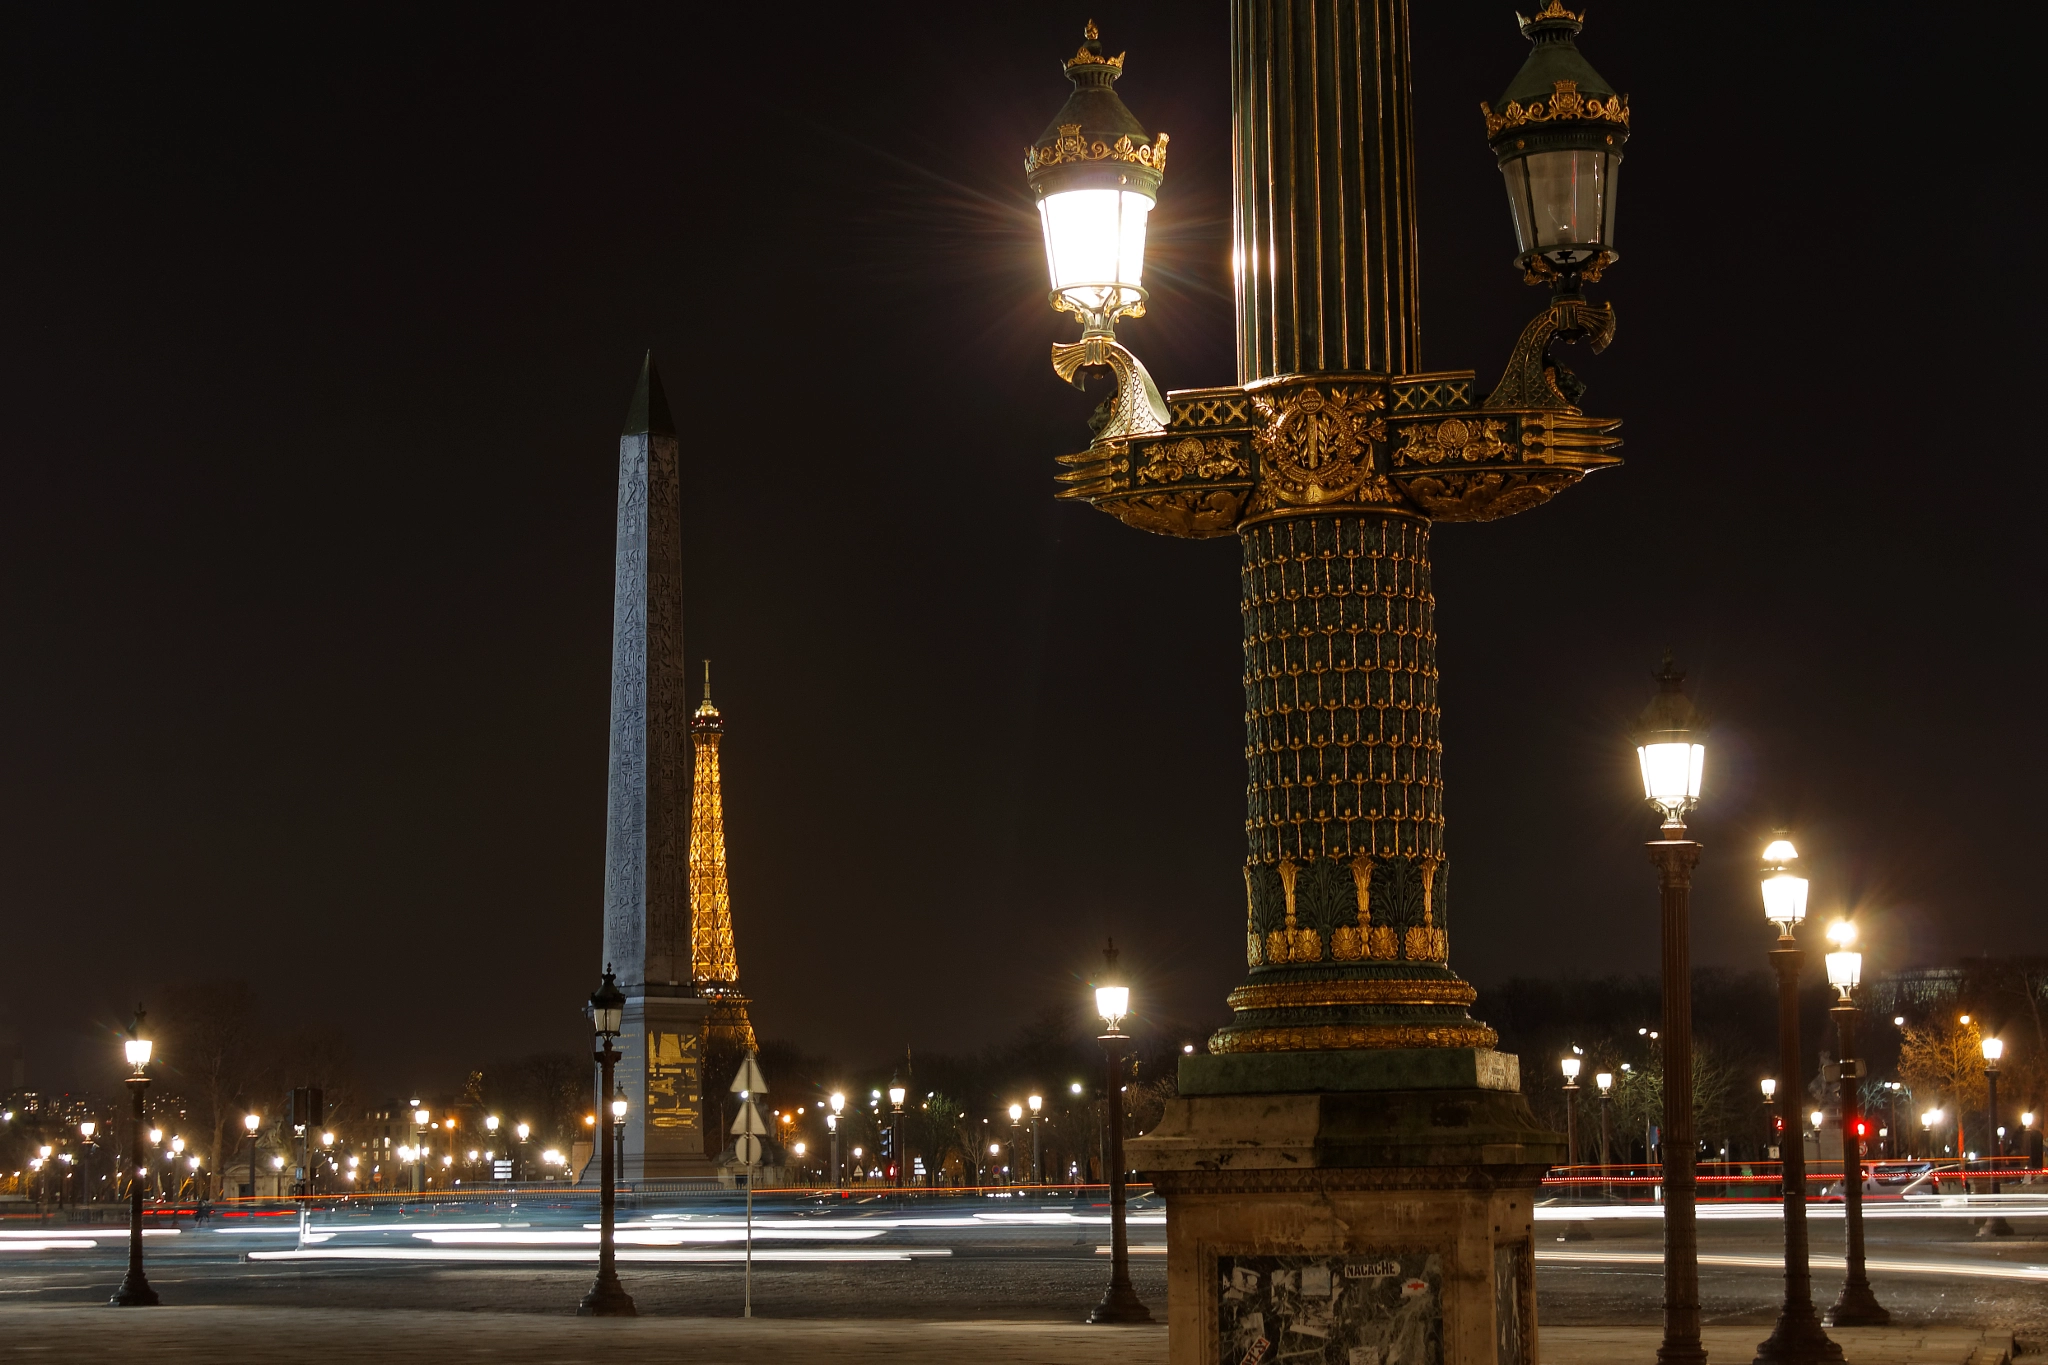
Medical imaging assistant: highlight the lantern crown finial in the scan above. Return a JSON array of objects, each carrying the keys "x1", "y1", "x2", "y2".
[{"x1": 1517, "y1": 1, "x2": 1585, "y2": 38}]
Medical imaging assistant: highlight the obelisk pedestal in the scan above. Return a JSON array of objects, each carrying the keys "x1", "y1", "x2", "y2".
[{"x1": 598, "y1": 353, "x2": 714, "y2": 1181}]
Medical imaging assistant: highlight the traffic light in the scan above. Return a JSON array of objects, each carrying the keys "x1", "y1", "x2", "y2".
[
  {"x1": 1773, "y1": 1115, "x2": 1784, "y2": 1133},
  {"x1": 1853, "y1": 1120, "x2": 1868, "y2": 1139}
]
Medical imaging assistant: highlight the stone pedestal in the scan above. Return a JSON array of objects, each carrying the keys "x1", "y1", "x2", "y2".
[
  {"x1": 617, "y1": 990, "x2": 716, "y2": 1180},
  {"x1": 1130, "y1": 1049, "x2": 1560, "y2": 1365}
]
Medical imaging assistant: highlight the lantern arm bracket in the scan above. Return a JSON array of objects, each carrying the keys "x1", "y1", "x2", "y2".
[
  {"x1": 1051, "y1": 334, "x2": 1170, "y2": 441},
  {"x1": 1483, "y1": 295, "x2": 1616, "y2": 413}
]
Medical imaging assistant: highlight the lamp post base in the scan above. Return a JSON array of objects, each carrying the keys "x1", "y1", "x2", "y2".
[
  {"x1": 1087, "y1": 1280, "x2": 1154, "y2": 1324},
  {"x1": 1976, "y1": 1216, "x2": 2014, "y2": 1238},
  {"x1": 1753, "y1": 1305, "x2": 1844, "y2": 1365},
  {"x1": 1824, "y1": 1282, "x2": 1890, "y2": 1328},
  {"x1": 577, "y1": 1276, "x2": 637, "y2": 1317},
  {"x1": 108, "y1": 1272, "x2": 159, "y2": 1308}
]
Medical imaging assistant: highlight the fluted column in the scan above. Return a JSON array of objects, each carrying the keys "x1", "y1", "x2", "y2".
[{"x1": 1232, "y1": 0, "x2": 1420, "y2": 384}]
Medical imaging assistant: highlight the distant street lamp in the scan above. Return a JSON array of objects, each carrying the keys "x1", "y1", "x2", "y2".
[
  {"x1": 1821, "y1": 922, "x2": 1886, "y2": 1326},
  {"x1": 888, "y1": 1079, "x2": 907, "y2": 1189},
  {"x1": 1595, "y1": 1072, "x2": 1615, "y2": 1199},
  {"x1": 110, "y1": 1010, "x2": 160, "y2": 1307},
  {"x1": 1087, "y1": 938, "x2": 1150, "y2": 1325},
  {"x1": 612, "y1": 1091, "x2": 628, "y2": 1181},
  {"x1": 1753, "y1": 837, "x2": 1841, "y2": 1365},
  {"x1": 243, "y1": 1112, "x2": 261, "y2": 1202},
  {"x1": 1560, "y1": 1055, "x2": 1582, "y2": 1174},
  {"x1": 578, "y1": 966, "x2": 635, "y2": 1317},
  {"x1": 1981, "y1": 1037, "x2": 2013, "y2": 1237},
  {"x1": 516, "y1": 1122, "x2": 531, "y2": 1182},
  {"x1": 1028, "y1": 1094, "x2": 1044, "y2": 1185},
  {"x1": 1762, "y1": 1077, "x2": 1781, "y2": 1162},
  {"x1": 1633, "y1": 657, "x2": 1710, "y2": 1365},
  {"x1": 412, "y1": 1105, "x2": 430, "y2": 1193},
  {"x1": 1008, "y1": 1104, "x2": 1024, "y2": 1187},
  {"x1": 828, "y1": 1091, "x2": 845, "y2": 1187}
]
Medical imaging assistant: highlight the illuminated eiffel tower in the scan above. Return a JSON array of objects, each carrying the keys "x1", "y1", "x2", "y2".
[{"x1": 689, "y1": 662, "x2": 756, "y2": 1071}]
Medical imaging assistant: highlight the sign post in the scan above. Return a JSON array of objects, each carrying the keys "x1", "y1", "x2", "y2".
[{"x1": 729, "y1": 1051, "x2": 769, "y2": 1319}]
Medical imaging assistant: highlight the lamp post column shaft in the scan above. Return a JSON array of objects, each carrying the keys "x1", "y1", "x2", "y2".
[
  {"x1": 578, "y1": 1039, "x2": 636, "y2": 1316},
  {"x1": 1826, "y1": 1003, "x2": 1886, "y2": 1325},
  {"x1": 1651, "y1": 829, "x2": 1703, "y2": 1365},
  {"x1": 1088, "y1": 1032, "x2": 1151, "y2": 1324},
  {"x1": 1986, "y1": 1068, "x2": 2001, "y2": 1193},
  {"x1": 110, "y1": 1075, "x2": 159, "y2": 1306},
  {"x1": 249, "y1": 1132, "x2": 257, "y2": 1203},
  {"x1": 1756, "y1": 940, "x2": 1840, "y2": 1364},
  {"x1": 1601, "y1": 1094, "x2": 1613, "y2": 1200}
]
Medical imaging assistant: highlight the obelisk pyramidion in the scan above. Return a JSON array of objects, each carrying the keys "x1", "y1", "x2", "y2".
[{"x1": 599, "y1": 352, "x2": 713, "y2": 1180}]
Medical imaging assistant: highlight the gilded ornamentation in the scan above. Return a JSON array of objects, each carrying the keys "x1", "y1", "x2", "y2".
[
  {"x1": 1050, "y1": 333, "x2": 1169, "y2": 438},
  {"x1": 1263, "y1": 859, "x2": 1324, "y2": 964},
  {"x1": 1481, "y1": 79, "x2": 1629, "y2": 139},
  {"x1": 1210, "y1": 1021, "x2": 1500, "y2": 1053},
  {"x1": 1390, "y1": 377, "x2": 1474, "y2": 413},
  {"x1": 1108, "y1": 488, "x2": 1244, "y2": 538},
  {"x1": 1483, "y1": 296, "x2": 1616, "y2": 412},
  {"x1": 1518, "y1": 411, "x2": 1623, "y2": 467},
  {"x1": 1171, "y1": 395, "x2": 1254, "y2": 428},
  {"x1": 1403, "y1": 856, "x2": 1449, "y2": 963},
  {"x1": 1137, "y1": 435, "x2": 1248, "y2": 485},
  {"x1": 1226, "y1": 978, "x2": 1479, "y2": 1012},
  {"x1": 1522, "y1": 0, "x2": 1583, "y2": 23},
  {"x1": 1053, "y1": 441, "x2": 1129, "y2": 502},
  {"x1": 1244, "y1": 867, "x2": 1262, "y2": 968},
  {"x1": 1331, "y1": 854, "x2": 1401, "y2": 961},
  {"x1": 1250, "y1": 385, "x2": 1393, "y2": 505},
  {"x1": 1393, "y1": 417, "x2": 1509, "y2": 467},
  {"x1": 1397, "y1": 470, "x2": 1580, "y2": 522},
  {"x1": 1026, "y1": 123, "x2": 1168, "y2": 175}
]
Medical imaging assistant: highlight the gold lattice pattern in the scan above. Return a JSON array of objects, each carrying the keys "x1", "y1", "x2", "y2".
[
  {"x1": 1241, "y1": 514, "x2": 1444, "y2": 865},
  {"x1": 689, "y1": 685, "x2": 740, "y2": 987}
]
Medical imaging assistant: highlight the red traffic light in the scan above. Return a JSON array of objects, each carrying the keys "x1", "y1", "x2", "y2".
[{"x1": 1853, "y1": 1120, "x2": 1869, "y2": 1138}]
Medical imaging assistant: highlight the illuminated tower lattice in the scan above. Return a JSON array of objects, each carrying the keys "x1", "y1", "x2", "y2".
[{"x1": 689, "y1": 662, "x2": 755, "y2": 1055}]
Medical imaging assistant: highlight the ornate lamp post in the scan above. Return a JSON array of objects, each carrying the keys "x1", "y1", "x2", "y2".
[
  {"x1": 110, "y1": 1010, "x2": 159, "y2": 1307},
  {"x1": 1754, "y1": 840, "x2": 1841, "y2": 1365},
  {"x1": 1089, "y1": 939, "x2": 1150, "y2": 1325},
  {"x1": 1633, "y1": 658, "x2": 1710, "y2": 1365},
  {"x1": 1980, "y1": 1037, "x2": 2013, "y2": 1237},
  {"x1": 1762, "y1": 1077, "x2": 1781, "y2": 1164},
  {"x1": 1008, "y1": 1104, "x2": 1024, "y2": 1187},
  {"x1": 579, "y1": 966, "x2": 636, "y2": 1317},
  {"x1": 612, "y1": 1091, "x2": 629, "y2": 1183},
  {"x1": 1821, "y1": 923, "x2": 1886, "y2": 1326},
  {"x1": 1034, "y1": 6, "x2": 1625, "y2": 1358}
]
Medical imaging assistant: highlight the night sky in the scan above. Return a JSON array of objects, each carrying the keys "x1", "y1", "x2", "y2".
[{"x1": 4, "y1": 5, "x2": 2039, "y2": 1093}]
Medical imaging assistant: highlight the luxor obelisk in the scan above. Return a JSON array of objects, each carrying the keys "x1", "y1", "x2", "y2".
[{"x1": 599, "y1": 353, "x2": 715, "y2": 1180}]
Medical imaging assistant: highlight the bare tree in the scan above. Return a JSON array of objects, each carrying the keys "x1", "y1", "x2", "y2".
[
  {"x1": 1899, "y1": 1016, "x2": 1985, "y2": 1155},
  {"x1": 153, "y1": 981, "x2": 259, "y2": 1197}
]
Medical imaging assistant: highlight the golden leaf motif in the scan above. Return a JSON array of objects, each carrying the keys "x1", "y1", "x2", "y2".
[
  {"x1": 1394, "y1": 416, "x2": 1509, "y2": 467},
  {"x1": 1481, "y1": 78, "x2": 1630, "y2": 139}
]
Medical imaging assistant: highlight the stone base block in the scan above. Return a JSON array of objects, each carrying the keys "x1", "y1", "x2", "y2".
[
  {"x1": 1130, "y1": 1076, "x2": 1561, "y2": 1365},
  {"x1": 616, "y1": 993, "x2": 719, "y2": 1181}
]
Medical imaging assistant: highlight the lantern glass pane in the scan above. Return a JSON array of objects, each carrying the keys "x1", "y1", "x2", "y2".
[
  {"x1": 1038, "y1": 188, "x2": 1153, "y2": 312},
  {"x1": 1637, "y1": 741, "x2": 1702, "y2": 811},
  {"x1": 1825, "y1": 950, "x2": 1861, "y2": 992},
  {"x1": 1761, "y1": 871, "x2": 1809, "y2": 925},
  {"x1": 1096, "y1": 984, "x2": 1130, "y2": 1027},
  {"x1": 1502, "y1": 150, "x2": 1617, "y2": 259}
]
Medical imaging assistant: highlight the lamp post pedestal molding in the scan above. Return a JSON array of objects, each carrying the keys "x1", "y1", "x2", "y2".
[
  {"x1": 109, "y1": 1074, "x2": 158, "y2": 1307},
  {"x1": 1825, "y1": 1002, "x2": 1887, "y2": 1326},
  {"x1": 1754, "y1": 938, "x2": 1842, "y2": 1365}
]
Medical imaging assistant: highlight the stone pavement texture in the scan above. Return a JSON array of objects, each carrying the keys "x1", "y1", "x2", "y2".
[{"x1": 0, "y1": 1308, "x2": 2021, "y2": 1364}]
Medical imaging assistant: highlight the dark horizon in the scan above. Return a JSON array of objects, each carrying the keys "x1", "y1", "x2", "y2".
[{"x1": 2, "y1": 3, "x2": 2039, "y2": 1098}]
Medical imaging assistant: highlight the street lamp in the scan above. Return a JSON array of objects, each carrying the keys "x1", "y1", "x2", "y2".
[
  {"x1": 1754, "y1": 837, "x2": 1841, "y2": 1364},
  {"x1": 1088, "y1": 938, "x2": 1150, "y2": 1325},
  {"x1": 1820, "y1": 920, "x2": 1886, "y2": 1326},
  {"x1": 828, "y1": 1092, "x2": 845, "y2": 1187},
  {"x1": 612, "y1": 1091, "x2": 628, "y2": 1183},
  {"x1": 1560, "y1": 1055, "x2": 1582, "y2": 1174},
  {"x1": 1981, "y1": 1036, "x2": 2013, "y2": 1237},
  {"x1": 578, "y1": 966, "x2": 635, "y2": 1317},
  {"x1": 887, "y1": 1079, "x2": 907, "y2": 1189},
  {"x1": 111, "y1": 1009, "x2": 159, "y2": 1306},
  {"x1": 1633, "y1": 657, "x2": 1715, "y2": 1365},
  {"x1": 1028, "y1": 1094, "x2": 1044, "y2": 1185},
  {"x1": 243, "y1": 1111, "x2": 261, "y2": 1202},
  {"x1": 1594, "y1": 1072, "x2": 1614, "y2": 1199},
  {"x1": 1762, "y1": 1077, "x2": 1781, "y2": 1161}
]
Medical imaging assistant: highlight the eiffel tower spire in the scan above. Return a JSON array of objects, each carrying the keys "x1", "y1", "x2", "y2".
[{"x1": 690, "y1": 661, "x2": 756, "y2": 1052}]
